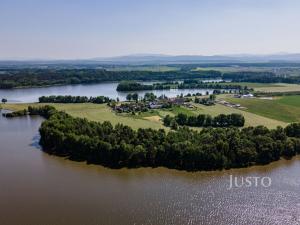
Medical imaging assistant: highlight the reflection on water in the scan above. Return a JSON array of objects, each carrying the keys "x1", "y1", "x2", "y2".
[{"x1": 0, "y1": 113, "x2": 300, "y2": 225}]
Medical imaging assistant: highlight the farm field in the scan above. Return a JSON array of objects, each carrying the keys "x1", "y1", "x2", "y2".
[
  {"x1": 253, "y1": 83, "x2": 300, "y2": 92},
  {"x1": 192, "y1": 102, "x2": 287, "y2": 128},
  {"x1": 219, "y1": 82, "x2": 300, "y2": 92},
  {"x1": 225, "y1": 95, "x2": 300, "y2": 123}
]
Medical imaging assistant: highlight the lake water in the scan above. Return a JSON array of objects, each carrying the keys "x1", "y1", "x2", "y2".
[
  {"x1": 1, "y1": 113, "x2": 300, "y2": 225},
  {"x1": 0, "y1": 81, "x2": 222, "y2": 103}
]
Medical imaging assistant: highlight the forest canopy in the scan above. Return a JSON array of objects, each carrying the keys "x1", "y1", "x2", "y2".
[{"x1": 0, "y1": 69, "x2": 221, "y2": 89}]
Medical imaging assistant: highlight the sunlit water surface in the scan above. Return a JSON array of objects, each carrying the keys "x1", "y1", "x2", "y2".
[{"x1": 0, "y1": 113, "x2": 300, "y2": 225}]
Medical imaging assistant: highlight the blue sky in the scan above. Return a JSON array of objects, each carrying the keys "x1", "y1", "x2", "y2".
[{"x1": 1, "y1": 0, "x2": 300, "y2": 59}]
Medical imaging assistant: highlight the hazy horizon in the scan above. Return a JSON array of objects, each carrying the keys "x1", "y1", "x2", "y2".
[{"x1": 1, "y1": 0, "x2": 300, "y2": 60}]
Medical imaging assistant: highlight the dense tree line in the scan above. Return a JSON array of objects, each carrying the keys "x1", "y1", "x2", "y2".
[
  {"x1": 163, "y1": 113, "x2": 245, "y2": 128},
  {"x1": 2, "y1": 68, "x2": 300, "y2": 89},
  {"x1": 28, "y1": 105, "x2": 57, "y2": 118},
  {"x1": 116, "y1": 81, "x2": 247, "y2": 92},
  {"x1": 39, "y1": 110, "x2": 300, "y2": 171},
  {"x1": 39, "y1": 95, "x2": 111, "y2": 104},
  {"x1": 2, "y1": 105, "x2": 56, "y2": 118},
  {"x1": 223, "y1": 71, "x2": 300, "y2": 84},
  {"x1": 0, "y1": 69, "x2": 221, "y2": 89},
  {"x1": 117, "y1": 81, "x2": 153, "y2": 91},
  {"x1": 178, "y1": 80, "x2": 247, "y2": 90}
]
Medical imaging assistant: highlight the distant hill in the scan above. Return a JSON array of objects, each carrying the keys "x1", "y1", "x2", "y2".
[
  {"x1": 2, "y1": 53, "x2": 300, "y2": 66},
  {"x1": 91, "y1": 53, "x2": 300, "y2": 64}
]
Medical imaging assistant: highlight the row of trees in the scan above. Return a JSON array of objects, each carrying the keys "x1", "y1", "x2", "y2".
[
  {"x1": 116, "y1": 81, "x2": 248, "y2": 92},
  {"x1": 126, "y1": 93, "x2": 139, "y2": 101},
  {"x1": 117, "y1": 81, "x2": 153, "y2": 91},
  {"x1": 39, "y1": 110, "x2": 300, "y2": 171},
  {"x1": 3, "y1": 105, "x2": 56, "y2": 118},
  {"x1": 223, "y1": 71, "x2": 300, "y2": 83},
  {"x1": 163, "y1": 113, "x2": 245, "y2": 129},
  {"x1": 178, "y1": 80, "x2": 248, "y2": 90},
  {"x1": 39, "y1": 95, "x2": 111, "y2": 104},
  {"x1": 0, "y1": 69, "x2": 222, "y2": 89},
  {"x1": 126, "y1": 93, "x2": 159, "y2": 102}
]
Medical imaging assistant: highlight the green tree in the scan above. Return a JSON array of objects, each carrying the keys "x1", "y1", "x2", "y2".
[
  {"x1": 132, "y1": 93, "x2": 139, "y2": 102},
  {"x1": 176, "y1": 113, "x2": 187, "y2": 125},
  {"x1": 209, "y1": 94, "x2": 216, "y2": 101},
  {"x1": 126, "y1": 93, "x2": 132, "y2": 101}
]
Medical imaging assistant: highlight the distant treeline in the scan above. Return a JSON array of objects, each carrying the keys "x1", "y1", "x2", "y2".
[
  {"x1": 116, "y1": 81, "x2": 248, "y2": 92},
  {"x1": 39, "y1": 95, "x2": 111, "y2": 104},
  {"x1": 163, "y1": 113, "x2": 245, "y2": 129},
  {"x1": 178, "y1": 80, "x2": 248, "y2": 90},
  {"x1": 224, "y1": 71, "x2": 300, "y2": 83},
  {"x1": 1, "y1": 68, "x2": 300, "y2": 89},
  {"x1": 39, "y1": 110, "x2": 300, "y2": 171},
  {"x1": 0, "y1": 69, "x2": 221, "y2": 89}
]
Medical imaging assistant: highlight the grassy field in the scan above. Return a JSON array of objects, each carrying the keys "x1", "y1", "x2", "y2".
[
  {"x1": 254, "y1": 83, "x2": 300, "y2": 92},
  {"x1": 218, "y1": 82, "x2": 300, "y2": 92},
  {"x1": 156, "y1": 102, "x2": 286, "y2": 128},
  {"x1": 225, "y1": 95, "x2": 300, "y2": 123},
  {"x1": 219, "y1": 82, "x2": 284, "y2": 88},
  {"x1": 0, "y1": 103, "x2": 167, "y2": 130},
  {"x1": 1, "y1": 100, "x2": 288, "y2": 129},
  {"x1": 193, "y1": 103, "x2": 287, "y2": 128}
]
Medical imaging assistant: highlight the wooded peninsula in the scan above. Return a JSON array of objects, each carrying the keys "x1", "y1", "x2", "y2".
[
  {"x1": 37, "y1": 106, "x2": 300, "y2": 171},
  {"x1": 4, "y1": 105, "x2": 300, "y2": 171}
]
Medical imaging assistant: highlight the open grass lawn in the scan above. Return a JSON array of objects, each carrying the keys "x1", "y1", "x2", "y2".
[
  {"x1": 1, "y1": 101, "x2": 288, "y2": 129},
  {"x1": 225, "y1": 95, "x2": 300, "y2": 123}
]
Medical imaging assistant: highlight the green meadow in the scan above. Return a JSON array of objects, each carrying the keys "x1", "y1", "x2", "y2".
[
  {"x1": 1, "y1": 99, "x2": 289, "y2": 130},
  {"x1": 226, "y1": 95, "x2": 300, "y2": 123}
]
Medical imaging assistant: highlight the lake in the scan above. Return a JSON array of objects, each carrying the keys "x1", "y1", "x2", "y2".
[
  {"x1": 0, "y1": 81, "x2": 224, "y2": 103},
  {"x1": 1, "y1": 113, "x2": 300, "y2": 225}
]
